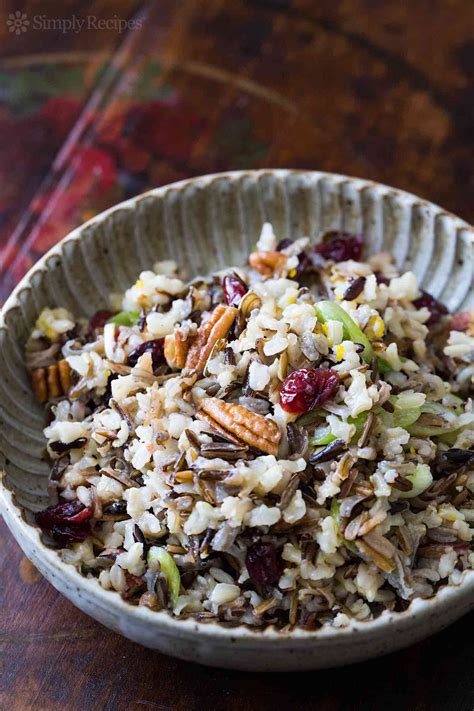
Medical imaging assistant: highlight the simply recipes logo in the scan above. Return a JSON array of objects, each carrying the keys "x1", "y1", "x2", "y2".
[
  {"x1": 6, "y1": 12, "x2": 143, "y2": 35},
  {"x1": 6, "y1": 11, "x2": 29, "y2": 34}
]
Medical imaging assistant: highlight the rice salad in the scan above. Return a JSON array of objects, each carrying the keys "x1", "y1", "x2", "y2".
[{"x1": 27, "y1": 225, "x2": 474, "y2": 631}]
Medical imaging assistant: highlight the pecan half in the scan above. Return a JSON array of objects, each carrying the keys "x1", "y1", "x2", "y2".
[
  {"x1": 31, "y1": 359, "x2": 72, "y2": 403},
  {"x1": 196, "y1": 409, "x2": 244, "y2": 446},
  {"x1": 164, "y1": 330, "x2": 192, "y2": 369},
  {"x1": 197, "y1": 397, "x2": 281, "y2": 455},
  {"x1": 249, "y1": 251, "x2": 288, "y2": 277},
  {"x1": 185, "y1": 305, "x2": 237, "y2": 372}
]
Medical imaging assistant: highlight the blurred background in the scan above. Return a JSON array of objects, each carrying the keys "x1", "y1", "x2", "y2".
[
  {"x1": 0, "y1": 0, "x2": 473, "y2": 303},
  {"x1": 0, "y1": 2, "x2": 473, "y2": 709}
]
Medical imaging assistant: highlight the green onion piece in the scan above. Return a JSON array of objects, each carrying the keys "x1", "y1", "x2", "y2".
[
  {"x1": 377, "y1": 355, "x2": 408, "y2": 374},
  {"x1": 147, "y1": 547, "x2": 181, "y2": 607},
  {"x1": 446, "y1": 395, "x2": 465, "y2": 415},
  {"x1": 377, "y1": 396, "x2": 422, "y2": 430},
  {"x1": 310, "y1": 426, "x2": 336, "y2": 446},
  {"x1": 394, "y1": 407, "x2": 422, "y2": 429},
  {"x1": 330, "y1": 498, "x2": 341, "y2": 527},
  {"x1": 315, "y1": 300, "x2": 373, "y2": 363},
  {"x1": 377, "y1": 356, "x2": 391, "y2": 374},
  {"x1": 407, "y1": 401, "x2": 459, "y2": 437},
  {"x1": 422, "y1": 401, "x2": 454, "y2": 415},
  {"x1": 437, "y1": 430, "x2": 461, "y2": 447},
  {"x1": 296, "y1": 408, "x2": 327, "y2": 426},
  {"x1": 398, "y1": 464, "x2": 433, "y2": 498},
  {"x1": 107, "y1": 310, "x2": 139, "y2": 327},
  {"x1": 309, "y1": 412, "x2": 368, "y2": 447},
  {"x1": 350, "y1": 411, "x2": 369, "y2": 434}
]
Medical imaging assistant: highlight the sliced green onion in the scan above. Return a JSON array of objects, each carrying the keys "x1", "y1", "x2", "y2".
[
  {"x1": 315, "y1": 300, "x2": 373, "y2": 362},
  {"x1": 350, "y1": 411, "x2": 370, "y2": 434},
  {"x1": 398, "y1": 463, "x2": 433, "y2": 498},
  {"x1": 107, "y1": 310, "x2": 139, "y2": 327},
  {"x1": 147, "y1": 547, "x2": 181, "y2": 607},
  {"x1": 377, "y1": 356, "x2": 391, "y2": 374},
  {"x1": 310, "y1": 426, "x2": 336, "y2": 446},
  {"x1": 330, "y1": 498, "x2": 341, "y2": 527},
  {"x1": 407, "y1": 401, "x2": 459, "y2": 437},
  {"x1": 377, "y1": 395, "x2": 422, "y2": 430},
  {"x1": 296, "y1": 408, "x2": 327, "y2": 426},
  {"x1": 377, "y1": 355, "x2": 408, "y2": 374},
  {"x1": 436, "y1": 430, "x2": 461, "y2": 447},
  {"x1": 309, "y1": 412, "x2": 368, "y2": 447},
  {"x1": 445, "y1": 395, "x2": 465, "y2": 415}
]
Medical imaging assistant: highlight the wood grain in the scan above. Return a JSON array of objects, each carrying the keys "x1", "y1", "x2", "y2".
[{"x1": 0, "y1": 0, "x2": 473, "y2": 708}]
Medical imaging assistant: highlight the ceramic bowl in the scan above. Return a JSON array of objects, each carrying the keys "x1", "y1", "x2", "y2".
[{"x1": 1, "y1": 170, "x2": 473, "y2": 671}]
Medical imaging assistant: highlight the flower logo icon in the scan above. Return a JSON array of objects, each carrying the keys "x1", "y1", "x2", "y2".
[{"x1": 6, "y1": 11, "x2": 29, "y2": 35}]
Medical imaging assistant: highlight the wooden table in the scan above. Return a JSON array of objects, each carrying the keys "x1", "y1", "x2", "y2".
[{"x1": 0, "y1": 1, "x2": 473, "y2": 708}]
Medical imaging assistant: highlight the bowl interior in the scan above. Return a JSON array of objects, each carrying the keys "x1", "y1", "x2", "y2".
[{"x1": 0, "y1": 169, "x2": 473, "y2": 514}]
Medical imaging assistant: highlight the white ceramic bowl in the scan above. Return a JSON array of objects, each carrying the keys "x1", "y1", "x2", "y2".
[{"x1": 1, "y1": 170, "x2": 473, "y2": 671}]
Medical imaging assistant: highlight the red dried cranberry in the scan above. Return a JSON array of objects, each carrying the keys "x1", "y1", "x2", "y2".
[
  {"x1": 279, "y1": 368, "x2": 340, "y2": 414},
  {"x1": 222, "y1": 273, "x2": 248, "y2": 308},
  {"x1": 50, "y1": 523, "x2": 91, "y2": 545},
  {"x1": 89, "y1": 310, "x2": 114, "y2": 332},
  {"x1": 413, "y1": 290, "x2": 448, "y2": 325},
  {"x1": 450, "y1": 311, "x2": 473, "y2": 333},
  {"x1": 35, "y1": 499, "x2": 93, "y2": 529},
  {"x1": 314, "y1": 232, "x2": 363, "y2": 262},
  {"x1": 246, "y1": 542, "x2": 282, "y2": 585},
  {"x1": 127, "y1": 338, "x2": 165, "y2": 369}
]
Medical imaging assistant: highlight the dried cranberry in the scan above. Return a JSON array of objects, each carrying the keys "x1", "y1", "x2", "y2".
[
  {"x1": 450, "y1": 310, "x2": 473, "y2": 333},
  {"x1": 35, "y1": 499, "x2": 93, "y2": 529},
  {"x1": 89, "y1": 310, "x2": 114, "y2": 333},
  {"x1": 127, "y1": 338, "x2": 165, "y2": 369},
  {"x1": 413, "y1": 290, "x2": 448, "y2": 325},
  {"x1": 279, "y1": 368, "x2": 340, "y2": 414},
  {"x1": 49, "y1": 437, "x2": 87, "y2": 455},
  {"x1": 222, "y1": 273, "x2": 248, "y2": 308},
  {"x1": 246, "y1": 542, "x2": 282, "y2": 585},
  {"x1": 50, "y1": 523, "x2": 91, "y2": 545},
  {"x1": 314, "y1": 232, "x2": 363, "y2": 262}
]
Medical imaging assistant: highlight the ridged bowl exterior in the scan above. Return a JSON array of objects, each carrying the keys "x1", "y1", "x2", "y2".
[{"x1": 0, "y1": 170, "x2": 473, "y2": 670}]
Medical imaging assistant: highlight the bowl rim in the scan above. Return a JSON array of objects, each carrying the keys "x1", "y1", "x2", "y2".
[{"x1": 1, "y1": 168, "x2": 473, "y2": 644}]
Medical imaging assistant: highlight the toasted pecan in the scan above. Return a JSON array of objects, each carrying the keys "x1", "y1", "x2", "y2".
[
  {"x1": 32, "y1": 359, "x2": 72, "y2": 403},
  {"x1": 249, "y1": 251, "x2": 288, "y2": 277},
  {"x1": 165, "y1": 330, "x2": 192, "y2": 369},
  {"x1": 198, "y1": 397, "x2": 281, "y2": 456},
  {"x1": 31, "y1": 368, "x2": 48, "y2": 403},
  {"x1": 196, "y1": 409, "x2": 244, "y2": 446},
  {"x1": 58, "y1": 358, "x2": 73, "y2": 393},
  {"x1": 185, "y1": 305, "x2": 236, "y2": 372}
]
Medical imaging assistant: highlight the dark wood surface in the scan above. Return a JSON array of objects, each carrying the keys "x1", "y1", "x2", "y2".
[{"x1": 0, "y1": 1, "x2": 473, "y2": 709}]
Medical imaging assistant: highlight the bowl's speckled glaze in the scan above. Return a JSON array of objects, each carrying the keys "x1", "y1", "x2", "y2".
[{"x1": 0, "y1": 170, "x2": 473, "y2": 671}]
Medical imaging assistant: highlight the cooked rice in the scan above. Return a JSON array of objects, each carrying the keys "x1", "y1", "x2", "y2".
[{"x1": 28, "y1": 224, "x2": 474, "y2": 630}]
